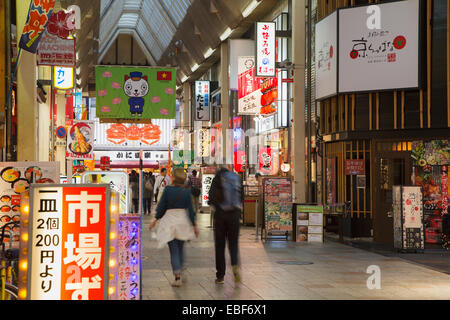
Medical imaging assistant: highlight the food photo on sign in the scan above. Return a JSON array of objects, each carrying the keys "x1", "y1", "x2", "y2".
[{"x1": 66, "y1": 121, "x2": 94, "y2": 159}]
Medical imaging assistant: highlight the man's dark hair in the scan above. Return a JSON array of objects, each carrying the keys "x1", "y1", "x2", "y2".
[
  {"x1": 161, "y1": 168, "x2": 167, "y2": 173},
  {"x1": 192, "y1": 170, "x2": 197, "y2": 177}
]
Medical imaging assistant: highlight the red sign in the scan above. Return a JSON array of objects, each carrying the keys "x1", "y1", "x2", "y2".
[
  {"x1": 344, "y1": 159, "x2": 365, "y2": 175},
  {"x1": 60, "y1": 187, "x2": 107, "y2": 300},
  {"x1": 234, "y1": 151, "x2": 246, "y2": 173},
  {"x1": 259, "y1": 147, "x2": 272, "y2": 175},
  {"x1": 442, "y1": 166, "x2": 448, "y2": 215}
]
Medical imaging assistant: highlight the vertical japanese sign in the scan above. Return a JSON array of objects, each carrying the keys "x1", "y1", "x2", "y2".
[
  {"x1": 401, "y1": 186, "x2": 424, "y2": 249},
  {"x1": 259, "y1": 147, "x2": 272, "y2": 175},
  {"x1": 238, "y1": 56, "x2": 262, "y2": 115},
  {"x1": 326, "y1": 158, "x2": 336, "y2": 205},
  {"x1": 19, "y1": 0, "x2": 56, "y2": 54},
  {"x1": 255, "y1": 22, "x2": 276, "y2": 78},
  {"x1": 201, "y1": 174, "x2": 214, "y2": 207},
  {"x1": 28, "y1": 185, "x2": 110, "y2": 300},
  {"x1": 315, "y1": 11, "x2": 337, "y2": 100},
  {"x1": 54, "y1": 67, "x2": 74, "y2": 90},
  {"x1": 118, "y1": 216, "x2": 140, "y2": 300},
  {"x1": 66, "y1": 121, "x2": 95, "y2": 160},
  {"x1": 195, "y1": 81, "x2": 210, "y2": 121}
]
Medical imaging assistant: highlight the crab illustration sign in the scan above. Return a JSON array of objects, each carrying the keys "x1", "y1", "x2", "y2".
[{"x1": 95, "y1": 66, "x2": 177, "y2": 122}]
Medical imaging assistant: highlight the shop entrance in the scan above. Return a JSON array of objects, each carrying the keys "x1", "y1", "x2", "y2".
[{"x1": 373, "y1": 152, "x2": 412, "y2": 244}]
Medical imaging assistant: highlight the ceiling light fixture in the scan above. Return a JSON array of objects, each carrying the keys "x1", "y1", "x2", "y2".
[
  {"x1": 220, "y1": 27, "x2": 232, "y2": 42},
  {"x1": 191, "y1": 63, "x2": 199, "y2": 72},
  {"x1": 204, "y1": 47, "x2": 215, "y2": 59},
  {"x1": 181, "y1": 75, "x2": 188, "y2": 83},
  {"x1": 242, "y1": 0, "x2": 261, "y2": 18}
]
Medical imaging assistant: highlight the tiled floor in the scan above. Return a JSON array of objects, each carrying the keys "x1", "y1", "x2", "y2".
[{"x1": 141, "y1": 210, "x2": 450, "y2": 300}]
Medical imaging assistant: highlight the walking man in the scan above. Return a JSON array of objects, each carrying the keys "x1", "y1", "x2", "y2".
[
  {"x1": 208, "y1": 165, "x2": 243, "y2": 285},
  {"x1": 186, "y1": 169, "x2": 202, "y2": 214},
  {"x1": 155, "y1": 168, "x2": 171, "y2": 204}
]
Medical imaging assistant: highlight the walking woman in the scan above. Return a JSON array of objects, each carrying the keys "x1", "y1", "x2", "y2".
[{"x1": 149, "y1": 168, "x2": 199, "y2": 287}]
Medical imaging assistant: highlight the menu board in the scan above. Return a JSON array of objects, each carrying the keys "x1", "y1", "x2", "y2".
[
  {"x1": 118, "y1": 215, "x2": 140, "y2": 300},
  {"x1": 0, "y1": 162, "x2": 60, "y2": 245},
  {"x1": 295, "y1": 204, "x2": 324, "y2": 242},
  {"x1": 263, "y1": 178, "x2": 292, "y2": 233},
  {"x1": 402, "y1": 186, "x2": 424, "y2": 249}
]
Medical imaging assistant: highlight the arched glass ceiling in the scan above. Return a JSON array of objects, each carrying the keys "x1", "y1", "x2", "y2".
[{"x1": 99, "y1": 0, "x2": 192, "y2": 64}]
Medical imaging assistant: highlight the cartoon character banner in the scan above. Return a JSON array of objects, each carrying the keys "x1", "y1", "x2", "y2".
[
  {"x1": 66, "y1": 120, "x2": 95, "y2": 160},
  {"x1": 19, "y1": 0, "x2": 56, "y2": 54},
  {"x1": 95, "y1": 66, "x2": 177, "y2": 121}
]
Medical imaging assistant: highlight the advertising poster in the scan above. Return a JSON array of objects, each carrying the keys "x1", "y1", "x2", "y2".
[
  {"x1": 95, "y1": 66, "x2": 177, "y2": 121},
  {"x1": 66, "y1": 120, "x2": 95, "y2": 160},
  {"x1": 315, "y1": 11, "x2": 337, "y2": 99},
  {"x1": 28, "y1": 185, "x2": 111, "y2": 300},
  {"x1": 412, "y1": 140, "x2": 450, "y2": 244},
  {"x1": 263, "y1": 178, "x2": 292, "y2": 233},
  {"x1": 338, "y1": 0, "x2": 420, "y2": 93},
  {"x1": 238, "y1": 56, "x2": 262, "y2": 115},
  {"x1": 118, "y1": 216, "x2": 140, "y2": 300},
  {"x1": 0, "y1": 162, "x2": 59, "y2": 244}
]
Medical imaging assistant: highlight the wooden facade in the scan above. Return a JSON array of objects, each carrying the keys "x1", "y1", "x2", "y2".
[{"x1": 317, "y1": 0, "x2": 450, "y2": 241}]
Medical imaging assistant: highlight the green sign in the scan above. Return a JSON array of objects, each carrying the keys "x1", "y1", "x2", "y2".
[
  {"x1": 95, "y1": 66, "x2": 177, "y2": 120},
  {"x1": 296, "y1": 205, "x2": 324, "y2": 213},
  {"x1": 173, "y1": 150, "x2": 194, "y2": 168}
]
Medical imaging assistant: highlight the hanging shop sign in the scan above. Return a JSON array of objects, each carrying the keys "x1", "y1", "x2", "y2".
[
  {"x1": 66, "y1": 121, "x2": 95, "y2": 160},
  {"x1": 173, "y1": 150, "x2": 194, "y2": 168},
  {"x1": 255, "y1": 22, "x2": 276, "y2": 78},
  {"x1": 194, "y1": 81, "x2": 210, "y2": 121},
  {"x1": 37, "y1": 32, "x2": 76, "y2": 67},
  {"x1": 238, "y1": 56, "x2": 262, "y2": 115},
  {"x1": 19, "y1": 0, "x2": 56, "y2": 54},
  {"x1": 326, "y1": 158, "x2": 337, "y2": 205},
  {"x1": 105, "y1": 123, "x2": 162, "y2": 146},
  {"x1": 201, "y1": 174, "x2": 215, "y2": 207},
  {"x1": 344, "y1": 159, "x2": 365, "y2": 175},
  {"x1": 118, "y1": 216, "x2": 141, "y2": 300},
  {"x1": 338, "y1": 0, "x2": 420, "y2": 93},
  {"x1": 22, "y1": 185, "x2": 118, "y2": 300},
  {"x1": 295, "y1": 205, "x2": 324, "y2": 242},
  {"x1": 95, "y1": 66, "x2": 176, "y2": 121},
  {"x1": 54, "y1": 67, "x2": 74, "y2": 90},
  {"x1": 0, "y1": 162, "x2": 60, "y2": 244},
  {"x1": 94, "y1": 151, "x2": 169, "y2": 163},
  {"x1": 315, "y1": 11, "x2": 337, "y2": 100},
  {"x1": 195, "y1": 128, "x2": 211, "y2": 160},
  {"x1": 263, "y1": 177, "x2": 293, "y2": 233},
  {"x1": 259, "y1": 77, "x2": 278, "y2": 116},
  {"x1": 234, "y1": 151, "x2": 246, "y2": 173}
]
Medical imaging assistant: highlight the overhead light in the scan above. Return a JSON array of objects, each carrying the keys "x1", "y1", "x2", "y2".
[
  {"x1": 76, "y1": 79, "x2": 81, "y2": 85},
  {"x1": 76, "y1": 67, "x2": 81, "y2": 75},
  {"x1": 191, "y1": 63, "x2": 199, "y2": 72},
  {"x1": 220, "y1": 27, "x2": 232, "y2": 41},
  {"x1": 181, "y1": 75, "x2": 188, "y2": 83},
  {"x1": 204, "y1": 48, "x2": 215, "y2": 59},
  {"x1": 242, "y1": 0, "x2": 261, "y2": 18}
]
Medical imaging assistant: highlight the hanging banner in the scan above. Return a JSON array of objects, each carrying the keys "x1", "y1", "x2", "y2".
[
  {"x1": 238, "y1": 56, "x2": 262, "y2": 115},
  {"x1": 19, "y1": 0, "x2": 56, "y2": 54},
  {"x1": 259, "y1": 147, "x2": 272, "y2": 175},
  {"x1": 37, "y1": 32, "x2": 76, "y2": 67},
  {"x1": 201, "y1": 174, "x2": 214, "y2": 207},
  {"x1": 95, "y1": 66, "x2": 176, "y2": 121},
  {"x1": 255, "y1": 22, "x2": 276, "y2": 78},
  {"x1": 118, "y1": 216, "x2": 140, "y2": 300},
  {"x1": 66, "y1": 121, "x2": 95, "y2": 160},
  {"x1": 194, "y1": 81, "x2": 210, "y2": 121}
]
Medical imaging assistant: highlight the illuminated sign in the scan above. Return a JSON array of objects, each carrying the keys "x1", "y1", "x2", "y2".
[
  {"x1": 195, "y1": 81, "x2": 210, "y2": 121},
  {"x1": 54, "y1": 67, "x2": 74, "y2": 90},
  {"x1": 238, "y1": 56, "x2": 261, "y2": 115},
  {"x1": 22, "y1": 185, "x2": 118, "y2": 300},
  {"x1": 255, "y1": 22, "x2": 276, "y2": 78},
  {"x1": 118, "y1": 216, "x2": 140, "y2": 300}
]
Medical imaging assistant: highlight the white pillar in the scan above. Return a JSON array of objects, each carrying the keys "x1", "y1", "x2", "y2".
[{"x1": 291, "y1": 0, "x2": 306, "y2": 203}]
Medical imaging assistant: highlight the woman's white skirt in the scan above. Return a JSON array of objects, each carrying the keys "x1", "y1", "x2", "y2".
[{"x1": 156, "y1": 208, "x2": 195, "y2": 248}]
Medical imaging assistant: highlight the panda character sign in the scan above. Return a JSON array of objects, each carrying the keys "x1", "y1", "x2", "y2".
[{"x1": 124, "y1": 71, "x2": 149, "y2": 116}]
